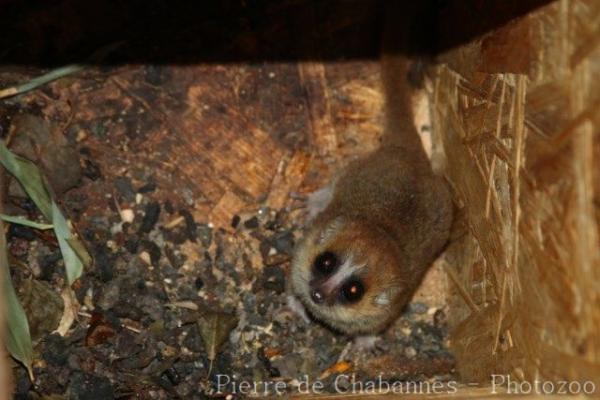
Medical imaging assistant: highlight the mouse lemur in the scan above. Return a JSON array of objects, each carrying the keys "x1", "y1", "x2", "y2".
[{"x1": 288, "y1": 6, "x2": 453, "y2": 336}]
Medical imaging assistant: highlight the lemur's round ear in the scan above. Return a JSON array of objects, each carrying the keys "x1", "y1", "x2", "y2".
[
  {"x1": 374, "y1": 286, "x2": 403, "y2": 307},
  {"x1": 315, "y1": 217, "x2": 345, "y2": 245}
]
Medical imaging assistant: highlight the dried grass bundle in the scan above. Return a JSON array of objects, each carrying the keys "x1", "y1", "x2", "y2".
[{"x1": 432, "y1": 0, "x2": 600, "y2": 384}]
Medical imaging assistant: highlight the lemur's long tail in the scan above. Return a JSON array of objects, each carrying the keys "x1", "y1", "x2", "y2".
[{"x1": 380, "y1": 3, "x2": 430, "y2": 164}]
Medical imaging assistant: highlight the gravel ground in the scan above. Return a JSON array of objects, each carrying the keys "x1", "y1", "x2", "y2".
[{"x1": 6, "y1": 174, "x2": 455, "y2": 398}]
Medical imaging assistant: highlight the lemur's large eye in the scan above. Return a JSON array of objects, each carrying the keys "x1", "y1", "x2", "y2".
[
  {"x1": 340, "y1": 278, "x2": 365, "y2": 303},
  {"x1": 313, "y1": 251, "x2": 338, "y2": 276}
]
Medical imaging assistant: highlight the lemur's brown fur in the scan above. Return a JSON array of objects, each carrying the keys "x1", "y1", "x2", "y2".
[{"x1": 288, "y1": 4, "x2": 453, "y2": 335}]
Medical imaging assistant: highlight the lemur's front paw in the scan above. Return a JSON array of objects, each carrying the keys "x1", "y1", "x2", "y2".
[
  {"x1": 286, "y1": 295, "x2": 311, "y2": 324},
  {"x1": 353, "y1": 335, "x2": 381, "y2": 351},
  {"x1": 290, "y1": 183, "x2": 335, "y2": 224}
]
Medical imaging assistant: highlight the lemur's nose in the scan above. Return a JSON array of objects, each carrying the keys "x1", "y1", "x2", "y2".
[{"x1": 310, "y1": 289, "x2": 325, "y2": 304}]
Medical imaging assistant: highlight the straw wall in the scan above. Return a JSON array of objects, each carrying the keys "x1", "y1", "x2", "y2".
[{"x1": 432, "y1": 0, "x2": 600, "y2": 384}]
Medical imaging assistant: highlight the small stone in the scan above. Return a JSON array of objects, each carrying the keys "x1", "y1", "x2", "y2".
[
  {"x1": 68, "y1": 372, "x2": 114, "y2": 400},
  {"x1": 257, "y1": 347, "x2": 281, "y2": 378},
  {"x1": 92, "y1": 245, "x2": 114, "y2": 282},
  {"x1": 176, "y1": 381, "x2": 194, "y2": 398},
  {"x1": 138, "y1": 182, "x2": 157, "y2": 193},
  {"x1": 13, "y1": 366, "x2": 32, "y2": 397},
  {"x1": 82, "y1": 158, "x2": 101, "y2": 180},
  {"x1": 257, "y1": 299, "x2": 270, "y2": 315},
  {"x1": 10, "y1": 115, "x2": 82, "y2": 195},
  {"x1": 405, "y1": 346, "x2": 417, "y2": 358},
  {"x1": 181, "y1": 187, "x2": 195, "y2": 206},
  {"x1": 180, "y1": 209, "x2": 197, "y2": 242},
  {"x1": 243, "y1": 216, "x2": 259, "y2": 229},
  {"x1": 19, "y1": 279, "x2": 64, "y2": 340},
  {"x1": 114, "y1": 177, "x2": 136, "y2": 202},
  {"x1": 194, "y1": 277, "x2": 204, "y2": 290},
  {"x1": 242, "y1": 293, "x2": 257, "y2": 311},
  {"x1": 97, "y1": 281, "x2": 120, "y2": 310},
  {"x1": 433, "y1": 309, "x2": 446, "y2": 327},
  {"x1": 9, "y1": 237, "x2": 29, "y2": 258},
  {"x1": 334, "y1": 374, "x2": 351, "y2": 391},
  {"x1": 197, "y1": 225, "x2": 212, "y2": 247},
  {"x1": 265, "y1": 253, "x2": 290, "y2": 267},
  {"x1": 162, "y1": 367, "x2": 181, "y2": 385},
  {"x1": 407, "y1": 302, "x2": 428, "y2": 315},
  {"x1": 271, "y1": 354, "x2": 303, "y2": 379},
  {"x1": 270, "y1": 231, "x2": 294, "y2": 255},
  {"x1": 124, "y1": 237, "x2": 139, "y2": 253},
  {"x1": 183, "y1": 326, "x2": 205, "y2": 353},
  {"x1": 120, "y1": 208, "x2": 135, "y2": 223},
  {"x1": 139, "y1": 201, "x2": 161, "y2": 233},
  {"x1": 8, "y1": 224, "x2": 36, "y2": 241},
  {"x1": 139, "y1": 251, "x2": 152, "y2": 266},
  {"x1": 42, "y1": 333, "x2": 70, "y2": 367},
  {"x1": 37, "y1": 248, "x2": 62, "y2": 281},
  {"x1": 141, "y1": 240, "x2": 162, "y2": 264},
  {"x1": 242, "y1": 331, "x2": 255, "y2": 342},
  {"x1": 165, "y1": 246, "x2": 186, "y2": 269},
  {"x1": 262, "y1": 265, "x2": 285, "y2": 293},
  {"x1": 247, "y1": 313, "x2": 266, "y2": 326}
]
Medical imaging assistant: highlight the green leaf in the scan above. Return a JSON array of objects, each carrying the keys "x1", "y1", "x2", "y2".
[
  {"x1": 0, "y1": 142, "x2": 52, "y2": 218},
  {"x1": 1, "y1": 220, "x2": 34, "y2": 379},
  {"x1": 52, "y1": 202, "x2": 85, "y2": 285},
  {"x1": 66, "y1": 237, "x2": 93, "y2": 269},
  {"x1": 0, "y1": 141, "x2": 91, "y2": 284},
  {"x1": 0, "y1": 64, "x2": 84, "y2": 100},
  {"x1": 0, "y1": 214, "x2": 53, "y2": 230},
  {"x1": 0, "y1": 41, "x2": 124, "y2": 100}
]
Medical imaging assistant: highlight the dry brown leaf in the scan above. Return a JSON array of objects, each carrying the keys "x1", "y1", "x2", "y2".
[
  {"x1": 54, "y1": 288, "x2": 79, "y2": 336},
  {"x1": 264, "y1": 347, "x2": 281, "y2": 359},
  {"x1": 318, "y1": 361, "x2": 353, "y2": 380},
  {"x1": 19, "y1": 279, "x2": 64, "y2": 341},
  {"x1": 167, "y1": 301, "x2": 199, "y2": 311},
  {"x1": 85, "y1": 311, "x2": 117, "y2": 346},
  {"x1": 196, "y1": 310, "x2": 238, "y2": 362}
]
